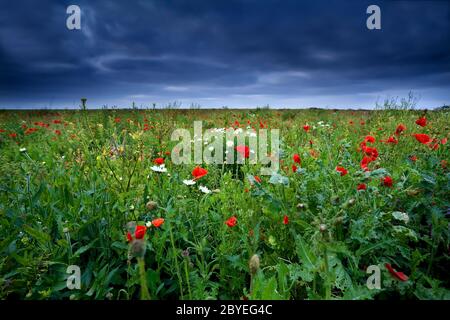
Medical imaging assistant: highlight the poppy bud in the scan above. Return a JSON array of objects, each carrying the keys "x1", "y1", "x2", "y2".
[
  {"x1": 146, "y1": 201, "x2": 158, "y2": 211},
  {"x1": 334, "y1": 217, "x2": 344, "y2": 225},
  {"x1": 249, "y1": 254, "x2": 260, "y2": 276},
  {"x1": 182, "y1": 248, "x2": 190, "y2": 257},
  {"x1": 331, "y1": 196, "x2": 340, "y2": 205},
  {"x1": 126, "y1": 221, "x2": 137, "y2": 233},
  {"x1": 407, "y1": 189, "x2": 421, "y2": 196}
]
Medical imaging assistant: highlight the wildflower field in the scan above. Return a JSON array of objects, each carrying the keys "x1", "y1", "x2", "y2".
[{"x1": 0, "y1": 108, "x2": 449, "y2": 300}]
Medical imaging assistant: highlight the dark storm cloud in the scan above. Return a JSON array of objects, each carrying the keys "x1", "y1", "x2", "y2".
[{"x1": 0, "y1": 0, "x2": 449, "y2": 108}]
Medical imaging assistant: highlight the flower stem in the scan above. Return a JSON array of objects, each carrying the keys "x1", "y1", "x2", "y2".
[{"x1": 137, "y1": 257, "x2": 151, "y2": 300}]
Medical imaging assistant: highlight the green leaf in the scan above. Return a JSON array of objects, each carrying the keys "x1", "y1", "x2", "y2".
[
  {"x1": 295, "y1": 235, "x2": 316, "y2": 269},
  {"x1": 23, "y1": 225, "x2": 50, "y2": 245},
  {"x1": 73, "y1": 239, "x2": 98, "y2": 258}
]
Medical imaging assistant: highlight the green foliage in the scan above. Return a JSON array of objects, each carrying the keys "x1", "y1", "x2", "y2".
[{"x1": 0, "y1": 109, "x2": 449, "y2": 300}]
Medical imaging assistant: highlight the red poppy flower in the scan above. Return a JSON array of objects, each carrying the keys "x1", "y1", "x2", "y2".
[
  {"x1": 382, "y1": 176, "x2": 393, "y2": 187},
  {"x1": 386, "y1": 136, "x2": 398, "y2": 144},
  {"x1": 409, "y1": 155, "x2": 417, "y2": 162},
  {"x1": 395, "y1": 124, "x2": 406, "y2": 135},
  {"x1": 135, "y1": 225, "x2": 147, "y2": 239},
  {"x1": 154, "y1": 157, "x2": 164, "y2": 165},
  {"x1": 126, "y1": 232, "x2": 133, "y2": 242},
  {"x1": 385, "y1": 263, "x2": 409, "y2": 281},
  {"x1": 303, "y1": 125, "x2": 310, "y2": 132},
  {"x1": 283, "y1": 215, "x2": 289, "y2": 225},
  {"x1": 362, "y1": 145, "x2": 378, "y2": 159},
  {"x1": 414, "y1": 133, "x2": 432, "y2": 144},
  {"x1": 127, "y1": 225, "x2": 147, "y2": 242},
  {"x1": 55, "y1": 130, "x2": 61, "y2": 136},
  {"x1": 152, "y1": 218, "x2": 165, "y2": 228},
  {"x1": 225, "y1": 216, "x2": 237, "y2": 227},
  {"x1": 415, "y1": 117, "x2": 427, "y2": 127},
  {"x1": 430, "y1": 143, "x2": 439, "y2": 151},
  {"x1": 292, "y1": 165, "x2": 298, "y2": 173},
  {"x1": 9, "y1": 133, "x2": 17, "y2": 138},
  {"x1": 336, "y1": 166, "x2": 348, "y2": 176},
  {"x1": 236, "y1": 145, "x2": 250, "y2": 158},
  {"x1": 254, "y1": 176, "x2": 262, "y2": 184},
  {"x1": 25, "y1": 128, "x2": 38, "y2": 135},
  {"x1": 293, "y1": 153, "x2": 301, "y2": 164},
  {"x1": 364, "y1": 135, "x2": 376, "y2": 143},
  {"x1": 192, "y1": 166, "x2": 208, "y2": 180},
  {"x1": 114, "y1": 117, "x2": 121, "y2": 123},
  {"x1": 441, "y1": 138, "x2": 447, "y2": 145},
  {"x1": 357, "y1": 183, "x2": 367, "y2": 191},
  {"x1": 53, "y1": 119, "x2": 62, "y2": 124},
  {"x1": 360, "y1": 156, "x2": 372, "y2": 171}
]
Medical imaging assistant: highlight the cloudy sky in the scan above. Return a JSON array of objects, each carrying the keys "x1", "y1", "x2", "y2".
[{"x1": 0, "y1": 0, "x2": 449, "y2": 109}]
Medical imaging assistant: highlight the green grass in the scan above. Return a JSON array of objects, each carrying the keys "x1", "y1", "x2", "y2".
[{"x1": 0, "y1": 108, "x2": 449, "y2": 300}]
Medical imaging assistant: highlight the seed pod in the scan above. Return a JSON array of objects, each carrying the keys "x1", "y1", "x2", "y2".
[
  {"x1": 249, "y1": 254, "x2": 260, "y2": 276},
  {"x1": 129, "y1": 239, "x2": 146, "y2": 258},
  {"x1": 146, "y1": 201, "x2": 158, "y2": 211}
]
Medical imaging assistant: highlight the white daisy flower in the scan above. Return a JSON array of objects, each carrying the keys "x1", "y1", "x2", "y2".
[
  {"x1": 19, "y1": 148, "x2": 27, "y2": 153},
  {"x1": 199, "y1": 185, "x2": 211, "y2": 194},
  {"x1": 151, "y1": 164, "x2": 167, "y2": 173},
  {"x1": 183, "y1": 179, "x2": 196, "y2": 186},
  {"x1": 146, "y1": 221, "x2": 152, "y2": 228}
]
